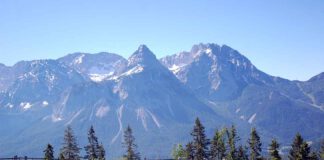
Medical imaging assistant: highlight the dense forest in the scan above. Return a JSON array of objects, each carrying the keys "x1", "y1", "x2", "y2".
[{"x1": 10, "y1": 118, "x2": 323, "y2": 160}]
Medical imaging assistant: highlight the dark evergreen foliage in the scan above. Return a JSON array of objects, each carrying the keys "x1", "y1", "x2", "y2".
[
  {"x1": 12, "y1": 121, "x2": 323, "y2": 159},
  {"x1": 210, "y1": 129, "x2": 226, "y2": 160},
  {"x1": 301, "y1": 142, "x2": 311, "y2": 159},
  {"x1": 98, "y1": 143, "x2": 106, "y2": 160},
  {"x1": 123, "y1": 125, "x2": 140, "y2": 160},
  {"x1": 185, "y1": 142, "x2": 194, "y2": 160},
  {"x1": 84, "y1": 125, "x2": 100, "y2": 160},
  {"x1": 289, "y1": 133, "x2": 312, "y2": 160},
  {"x1": 237, "y1": 145, "x2": 249, "y2": 160},
  {"x1": 248, "y1": 127, "x2": 262, "y2": 160},
  {"x1": 289, "y1": 133, "x2": 304, "y2": 160},
  {"x1": 268, "y1": 139, "x2": 281, "y2": 160},
  {"x1": 60, "y1": 126, "x2": 81, "y2": 160},
  {"x1": 44, "y1": 143, "x2": 54, "y2": 160},
  {"x1": 226, "y1": 125, "x2": 240, "y2": 160},
  {"x1": 190, "y1": 118, "x2": 210, "y2": 160}
]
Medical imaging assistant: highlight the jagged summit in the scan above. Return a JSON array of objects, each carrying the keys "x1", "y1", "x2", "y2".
[
  {"x1": 160, "y1": 43, "x2": 274, "y2": 101},
  {"x1": 128, "y1": 45, "x2": 158, "y2": 67},
  {"x1": 137, "y1": 44, "x2": 151, "y2": 53},
  {"x1": 190, "y1": 43, "x2": 220, "y2": 53},
  {"x1": 0, "y1": 43, "x2": 323, "y2": 158},
  {"x1": 58, "y1": 52, "x2": 127, "y2": 82}
]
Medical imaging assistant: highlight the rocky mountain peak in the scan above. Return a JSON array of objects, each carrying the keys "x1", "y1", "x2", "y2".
[
  {"x1": 128, "y1": 45, "x2": 158, "y2": 67},
  {"x1": 190, "y1": 43, "x2": 220, "y2": 54}
]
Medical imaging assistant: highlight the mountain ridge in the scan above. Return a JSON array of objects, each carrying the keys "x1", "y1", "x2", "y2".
[{"x1": 0, "y1": 43, "x2": 323, "y2": 158}]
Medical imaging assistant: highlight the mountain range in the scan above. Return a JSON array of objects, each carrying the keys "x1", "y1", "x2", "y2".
[{"x1": 0, "y1": 43, "x2": 323, "y2": 158}]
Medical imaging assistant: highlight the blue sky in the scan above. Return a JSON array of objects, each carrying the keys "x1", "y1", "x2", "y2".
[{"x1": 0, "y1": 0, "x2": 323, "y2": 80}]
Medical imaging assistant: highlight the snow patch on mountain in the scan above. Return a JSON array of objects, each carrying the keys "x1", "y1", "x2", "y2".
[
  {"x1": 109, "y1": 65, "x2": 144, "y2": 81},
  {"x1": 147, "y1": 110, "x2": 161, "y2": 128},
  {"x1": 296, "y1": 83, "x2": 323, "y2": 110},
  {"x1": 20, "y1": 102, "x2": 32, "y2": 110},
  {"x1": 89, "y1": 73, "x2": 112, "y2": 82},
  {"x1": 42, "y1": 101, "x2": 49, "y2": 107},
  {"x1": 269, "y1": 92, "x2": 273, "y2": 100},
  {"x1": 5, "y1": 103, "x2": 14, "y2": 108},
  {"x1": 96, "y1": 106, "x2": 110, "y2": 118},
  {"x1": 166, "y1": 95, "x2": 175, "y2": 117},
  {"x1": 112, "y1": 105, "x2": 124, "y2": 144},
  {"x1": 235, "y1": 108, "x2": 241, "y2": 113},
  {"x1": 248, "y1": 113, "x2": 257, "y2": 124},
  {"x1": 73, "y1": 54, "x2": 85, "y2": 64},
  {"x1": 169, "y1": 64, "x2": 185, "y2": 74},
  {"x1": 124, "y1": 65, "x2": 144, "y2": 76},
  {"x1": 51, "y1": 114, "x2": 63, "y2": 122},
  {"x1": 205, "y1": 48, "x2": 212, "y2": 54},
  {"x1": 66, "y1": 109, "x2": 84, "y2": 126},
  {"x1": 136, "y1": 107, "x2": 148, "y2": 131}
]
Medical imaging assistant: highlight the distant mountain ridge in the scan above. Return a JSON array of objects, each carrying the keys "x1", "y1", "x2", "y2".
[{"x1": 0, "y1": 43, "x2": 323, "y2": 158}]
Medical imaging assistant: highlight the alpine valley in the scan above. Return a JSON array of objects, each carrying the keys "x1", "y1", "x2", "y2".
[{"x1": 0, "y1": 43, "x2": 323, "y2": 158}]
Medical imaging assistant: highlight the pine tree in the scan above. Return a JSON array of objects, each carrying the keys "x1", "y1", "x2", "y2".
[
  {"x1": 226, "y1": 125, "x2": 240, "y2": 160},
  {"x1": 123, "y1": 125, "x2": 140, "y2": 160},
  {"x1": 60, "y1": 126, "x2": 81, "y2": 160},
  {"x1": 190, "y1": 117, "x2": 210, "y2": 160},
  {"x1": 248, "y1": 127, "x2": 262, "y2": 160},
  {"x1": 44, "y1": 143, "x2": 54, "y2": 160},
  {"x1": 289, "y1": 133, "x2": 311, "y2": 160},
  {"x1": 237, "y1": 145, "x2": 249, "y2": 160},
  {"x1": 98, "y1": 143, "x2": 106, "y2": 160},
  {"x1": 185, "y1": 142, "x2": 194, "y2": 160},
  {"x1": 301, "y1": 142, "x2": 311, "y2": 159},
  {"x1": 210, "y1": 129, "x2": 226, "y2": 160},
  {"x1": 172, "y1": 144, "x2": 186, "y2": 159},
  {"x1": 268, "y1": 139, "x2": 281, "y2": 160},
  {"x1": 85, "y1": 125, "x2": 100, "y2": 160},
  {"x1": 289, "y1": 133, "x2": 304, "y2": 160}
]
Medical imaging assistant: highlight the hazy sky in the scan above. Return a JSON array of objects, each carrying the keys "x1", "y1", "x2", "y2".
[{"x1": 0, "y1": 0, "x2": 323, "y2": 80}]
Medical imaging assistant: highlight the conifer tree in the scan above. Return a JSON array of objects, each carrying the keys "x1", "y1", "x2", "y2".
[
  {"x1": 210, "y1": 129, "x2": 226, "y2": 160},
  {"x1": 60, "y1": 126, "x2": 81, "y2": 160},
  {"x1": 185, "y1": 142, "x2": 194, "y2": 160},
  {"x1": 226, "y1": 125, "x2": 240, "y2": 160},
  {"x1": 44, "y1": 143, "x2": 54, "y2": 160},
  {"x1": 289, "y1": 133, "x2": 304, "y2": 160},
  {"x1": 268, "y1": 139, "x2": 281, "y2": 160},
  {"x1": 237, "y1": 145, "x2": 249, "y2": 160},
  {"x1": 301, "y1": 142, "x2": 311, "y2": 159},
  {"x1": 123, "y1": 125, "x2": 140, "y2": 160},
  {"x1": 85, "y1": 125, "x2": 100, "y2": 160},
  {"x1": 191, "y1": 117, "x2": 210, "y2": 160},
  {"x1": 289, "y1": 133, "x2": 311, "y2": 160},
  {"x1": 98, "y1": 143, "x2": 106, "y2": 160},
  {"x1": 172, "y1": 144, "x2": 186, "y2": 159},
  {"x1": 248, "y1": 127, "x2": 262, "y2": 160}
]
